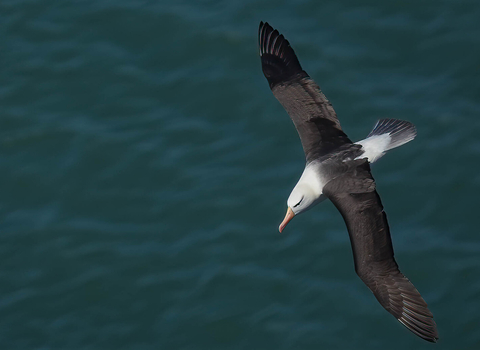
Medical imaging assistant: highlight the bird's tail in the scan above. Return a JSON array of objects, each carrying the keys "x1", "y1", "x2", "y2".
[
  {"x1": 367, "y1": 119, "x2": 417, "y2": 151},
  {"x1": 355, "y1": 119, "x2": 417, "y2": 163}
]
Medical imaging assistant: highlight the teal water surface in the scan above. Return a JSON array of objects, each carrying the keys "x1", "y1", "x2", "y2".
[{"x1": 1, "y1": 1, "x2": 480, "y2": 349}]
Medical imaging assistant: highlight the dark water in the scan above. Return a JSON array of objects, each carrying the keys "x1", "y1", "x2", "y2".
[{"x1": 1, "y1": 1, "x2": 479, "y2": 349}]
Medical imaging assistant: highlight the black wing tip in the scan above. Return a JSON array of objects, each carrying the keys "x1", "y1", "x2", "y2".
[
  {"x1": 258, "y1": 21, "x2": 304, "y2": 88},
  {"x1": 397, "y1": 303, "x2": 438, "y2": 342},
  {"x1": 398, "y1": 313, "x2": 439, "y2": 343},
  {"x1": 358, "y1": 261, "x2": 439, "y2": 343},
  {"x1": 391, "y1": 281, "x2": 439, "y2": 342},
  {"x1": 259, "y1": 21, "x2": 266, "y2": 31}
]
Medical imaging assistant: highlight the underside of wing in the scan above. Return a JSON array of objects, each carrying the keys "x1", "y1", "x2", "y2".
[
  {"x1": 259, "y1": 22, "x2": 352, "y2": 161},
  {"x1": 323, "y1": 160, "x2": 438, "y2": 342}
]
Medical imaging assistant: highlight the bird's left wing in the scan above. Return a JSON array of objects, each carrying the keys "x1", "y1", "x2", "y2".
[
  {"x1": 322, "y1": 160, "x2": 438, "y2": 342},
  {"x1": 259, "y1": 22, "x2": 352, "y2": 161}
]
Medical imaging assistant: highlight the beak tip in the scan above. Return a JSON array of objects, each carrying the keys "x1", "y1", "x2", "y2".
[{"x1": 278, "y1": 207, "x2": 294, "y2": 234}]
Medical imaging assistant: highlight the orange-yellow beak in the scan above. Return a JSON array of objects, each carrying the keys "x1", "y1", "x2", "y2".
[{"x1": 279, "y1": 207, "x2": 295, "y2": 233}]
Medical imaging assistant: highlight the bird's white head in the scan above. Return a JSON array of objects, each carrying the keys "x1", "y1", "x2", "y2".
[{"x1": 279, "y1": 168, "x2": 325, "y2": 232}]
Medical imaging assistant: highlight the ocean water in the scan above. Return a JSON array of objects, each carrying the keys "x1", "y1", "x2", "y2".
[{"x1": 1, "y1": 1, "x2": 480, "y2": 349}]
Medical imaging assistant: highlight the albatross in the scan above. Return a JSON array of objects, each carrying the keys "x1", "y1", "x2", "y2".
[{"x1": 259, "y1": 21, "x2": 438, "y2": 342}]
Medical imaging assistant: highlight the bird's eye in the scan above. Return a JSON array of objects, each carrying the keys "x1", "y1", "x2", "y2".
[{"x1": 293, "y1": 199, "x2": 303, "y2": 208}]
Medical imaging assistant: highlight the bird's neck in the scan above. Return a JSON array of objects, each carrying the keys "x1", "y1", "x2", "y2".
[{"x1": 297, "y1": 162, "x2": 325, "y2": 198}]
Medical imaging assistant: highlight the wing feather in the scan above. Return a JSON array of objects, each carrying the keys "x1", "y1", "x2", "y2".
[
  {"x1": 323, "y1": 160, "x2": 438, "y2": 342},
  {"x1": 259, "y1": 22, "x2": 352, "y2": 161}
]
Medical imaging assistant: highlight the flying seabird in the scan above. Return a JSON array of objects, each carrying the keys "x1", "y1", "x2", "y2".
[{"x1": 259, "y1": 22, "x2": 438, "y2": 342}]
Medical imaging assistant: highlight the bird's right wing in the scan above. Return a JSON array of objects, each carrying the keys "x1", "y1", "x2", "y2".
[
  {"x1": 259, "y1": 22, "x2": 352, "y2": 161},
  {"x1": 322, "y1": 160, "x2": 438, "y2": 342}
]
